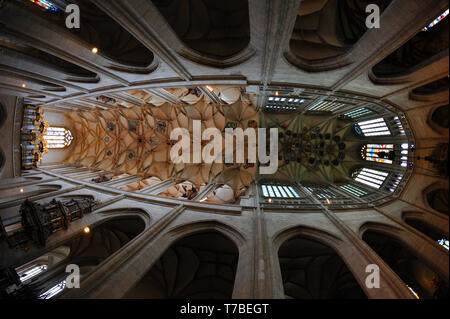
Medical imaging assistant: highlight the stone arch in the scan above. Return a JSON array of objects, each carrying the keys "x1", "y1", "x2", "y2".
[
  {"x1": 152, "y1": 0, "x2": 250, "y2": 59},
  {"x1": 273, "y1": 225, "x2": 367, "y2": 299},
  {"x1": 0, "y1": 147, "x2": 5, "y2": 174},
  {"x1": 360, "y1": 222, "x2": 448, "y2": 299},
  {"x1": 370, "y1": 15, "x2": 448, "y2": 82},
  {"x1": 410, "y1": 77, "x2": 449, "y2": 102},
  {"x1": 18, "y1": 212, "x2": 148, "y2": 299},
  {"x1": 402, "y1": 211, "x2": 449, "y2": 243},
  {"x1": 427, "y1": 104, "x2": 449, "y2": 134},
  {"x1": 422, "y1": 182, "x2": 449, "y2": 216},
  {"x1": 17, "y1": 0, "x2": 156, "y2": 74},
  {"x1": 124, "y1": 220, "x2": 245, "y2": 299},
  {"x1": 285, "y1": 0, "x2": 393, "y2": 72}
]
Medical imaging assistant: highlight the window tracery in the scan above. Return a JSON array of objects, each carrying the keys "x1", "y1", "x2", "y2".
[{"x1": 43, "y1": 127, "x2": 73, "y2": 149}]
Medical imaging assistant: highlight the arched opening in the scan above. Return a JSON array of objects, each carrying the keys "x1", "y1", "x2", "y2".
[
  {"x1": 430, "y1": 105, "x2": 449, "y2": 129},
  {"x1": 22, "y1": 0, "x2": 154, "y2": 68},
  {"x1": 278, "y1": 236, "x2": 366, "y2": 299},
  {"x1": 289, "y1": 0, "x2": 392, "y2": 62},
  {"x1": 8, "y1": 215, "x2": 145, "y2": 299},
  {"x1": 403, "y1": 217, "x2": 449, "y2": 250},
  {"x1": 124, "y1": 231, "x2": 239, "y2": 299},
  {"x1": 372, "y1": 12, "x2": 448, "y2": 78},
  {"x1": 426, "y1": 188, "x2": 449, "y2": 215},
  {"x1": 0, "y1": 40, "x2": 97, "y2": 81},
  {"x1": 412, "y1": 77, "x2": 449, "y2": 96},
  {"x1": 362, "y1": 230, "x2": 448, "y2": 299},
  {"x1": 0, "y1": 184, "x2": 62, "y2": 204},
  {"x1": 152, "y1": 0, "x2": 250, "y2": 58}
]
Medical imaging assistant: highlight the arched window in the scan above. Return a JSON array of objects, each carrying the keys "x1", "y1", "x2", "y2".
[
  {"x1": 438, "y1": 239, "x2": 449, "y2": 250},
  {"x1": 361, "y1": 144, "x2": 394, "y2": 164},
  {"x1": 43, "y1": 127, "x2": 73, "y2": 149},
  {"x1": 30, "y1": 0, "x2": 59, "y2": 11},
  {"x1": 352, "y1": 168, "x2": 388, "y2": 189},
  {"x1": 356, "y1": 118, "x2": 391, "y2": 137},
  {"x1": 261, "y1": 184, "x2": 300, "y2": 199}
]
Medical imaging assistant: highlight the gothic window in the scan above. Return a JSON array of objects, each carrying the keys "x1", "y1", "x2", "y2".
[
  {"x1": 30, "y1": 0, "x2": 58, "y2": 11},
  {"x1": 361, "y1": 144, "x2": 394, "y2": 164},
  {"x1": 339, "y1": 184, "x2": 368, "y2": 197},
  {"x1": 306, "y1": 100, "x2": 347, "y2": 113},
  {"x1": 265, "y1": 97, "x2": 306, "y2": 112},
  {"x1": 304, "y1": 186, "x2": 339, "y2": 199},
  {"x1": 43, "y1": 127, "x2": 73, "y2": 149},
  {"x1": 38, "y1": 280, "x2": 66, "y2": 299},
  {"x1": 344, "y1": 107, "x2": 373, "y2": 119},
  {"x1": 352, "y1": 168, "x2": 388, "y2": 189},
  {"x1": 423, "y1": 9, "x2": 449, "y2": 31},
  {"x1": 400, "y1": 143, "x2": 409, "y2": 167},
  {"x1": 19, "y1": 265, "x2": 47, "y2": 283},
  {"x1": 389, "y1": 116, "x2": 406, "y2": 136},
  {"x1": 438, "y1": 239, "x2": 449, "y2": 250},
  {"x1": 261, "y1": 184, "x2": 300, "y2": 199},
  {"x1": 356, "y1": 118, "x2": 391, "y2": 137}
]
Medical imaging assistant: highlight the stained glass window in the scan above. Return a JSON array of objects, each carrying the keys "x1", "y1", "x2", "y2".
[
  {"x1": 388, "y1": 116, "x2": 406, "y2": 136},
  {"x1": 265, "y1": 97, "x2": 305, "y2": 111},
  {"x1": 43, "y1": 127, "x2": 73, "y2": 149},
  {"x1": 30, "y1": 0, "x2": 58, "y2": 11},
  {"x1": 362, "y1": 144, "x2": 394, "y2": 164},
  {"x1": 438, "y1": 239, "x2": 449, "y2": 250},
  {"x1": 422, "y1": 9, "x2": 449, "y2": 31}
]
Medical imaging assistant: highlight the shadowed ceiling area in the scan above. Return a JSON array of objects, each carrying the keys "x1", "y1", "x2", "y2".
[
  {"x1": 363, "y1": 231, "x2": 448, "y2": 299},
  {"x1": 278, "y1": 236, "x2": 366, "y2": 299},
  {"x1": 290, "y1": 0, "x2": 393, "y2": 61},
  {"x1": 152, "y1": 0, "x2": 250, "y2": 58},
  {"x1": 15, "y1": 0, "x2": 155, "y2": 68},
  {"x1": 124, "y1": 231, "x2": 239, "y2": 299}
]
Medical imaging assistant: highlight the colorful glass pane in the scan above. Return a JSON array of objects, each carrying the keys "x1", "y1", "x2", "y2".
[
  {"x1": 362, "y1": 144, "x2": 394, "y2": 164},
  {"x1": 423, "y1": 9, "x2": 449, "y2": 31},
  {"x1": 44, "y1": 127, "x2": 73, "y2": 149},
  {"x1": 30, "y1": 0, "x2": 58, "y2": 11},
  {"x1": 438, "y1": 239, "x2": 449, "y2": 250}
]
